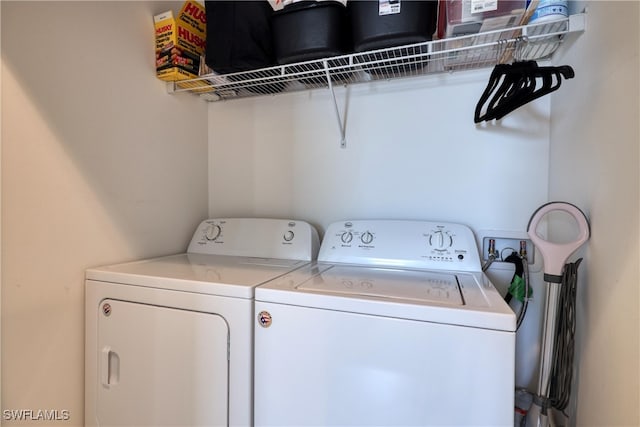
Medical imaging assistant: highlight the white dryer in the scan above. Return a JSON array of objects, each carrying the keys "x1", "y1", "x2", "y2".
[
  {"x1": 254, "y1": 220, "x2": 516, "y2": 427},
  {"x1": 85, "y1": 218, "x2": 319, "y2": 427}
]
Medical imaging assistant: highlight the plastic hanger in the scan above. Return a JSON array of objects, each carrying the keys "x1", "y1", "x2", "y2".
[
  {"x1": 492, "y1": 64, "x2": 574, "y2": 121},
  {"x1": 474, "y1": 61, "x2": 575, "y2": 123},
  {"x1": 484, "y1": 61, "x2": 539, "y2": 121},
  {"x1": 474, "y1": 63, "x2": 513, "y2": 123}
]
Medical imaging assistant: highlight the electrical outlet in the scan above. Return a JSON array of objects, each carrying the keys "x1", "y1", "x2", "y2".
[{"x1": 476, "y1": 230, "x2": 542, "y2": 272}]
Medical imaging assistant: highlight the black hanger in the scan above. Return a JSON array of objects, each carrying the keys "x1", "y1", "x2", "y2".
[
  {"x1": 487, "y1": 61, "x2": 543, "y2": 121},
  {"x1": 494, "y1": 65, "x2": 574, "y2": 120},
  {"x1": 474, "y1": 63, "x2": 513, "y2": 123},
  {"x1": 474, "y1": 62, "x2": 575, "y2": 123},
  {"x1": 483, "y1": 61, "x2": 539, "y2": 122}
]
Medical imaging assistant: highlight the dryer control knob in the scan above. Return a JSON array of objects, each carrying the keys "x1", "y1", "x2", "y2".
[
  {"x1": 361, "y1": 231, "x2": 374, "y2": 245},
  {"x1": 205, "y1": 224, "x2": 222, "y2": 241},
  {"x1": 283, "y1": 230, "x2": 295, "y2": 242},
  {"x1": 341, "y1": 231, "x2": 353, "y2": 244}
]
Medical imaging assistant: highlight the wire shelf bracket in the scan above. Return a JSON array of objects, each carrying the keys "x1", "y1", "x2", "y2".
[{"x1": 324, "y1": 59, "x2": 347, "y2": 148}]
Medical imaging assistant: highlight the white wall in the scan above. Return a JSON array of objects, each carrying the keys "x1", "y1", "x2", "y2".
[
  {"x1": 549, "y1": 2, "x2": 639, "y2": 425},
  {"x1": 209, "y1": 72, "x2": 552, "y2": 233},
  {"x1": 1, "y1": 2, "x2": 208, "y2": 425}
]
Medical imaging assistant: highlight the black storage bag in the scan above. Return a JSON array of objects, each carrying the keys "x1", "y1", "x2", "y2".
[{"x1": 205, "y1": 1, "x2": 276, "y2": 73}]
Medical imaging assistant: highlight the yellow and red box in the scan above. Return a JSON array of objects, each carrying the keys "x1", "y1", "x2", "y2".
[{"x1": 154, "y1": 1, "x2": 207, "y2": 82}]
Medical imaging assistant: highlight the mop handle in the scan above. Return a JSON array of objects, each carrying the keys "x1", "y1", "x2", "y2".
[{"x1": 527, "y1": 202, "x2": 590, "y2": 282}]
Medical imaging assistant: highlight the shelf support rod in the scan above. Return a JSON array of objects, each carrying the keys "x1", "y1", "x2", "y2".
[{"x1": 324, "y1": 60, "x2": 347, "y2": 149}]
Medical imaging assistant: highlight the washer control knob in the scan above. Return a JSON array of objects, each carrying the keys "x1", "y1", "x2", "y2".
[
  {"x1": 341, "y1": 231, "x2": 353, "y2": 244},
  {"x1": 361, "y1": 231, "x2": 374, "y2": 245},
  {"x1": 283, "y1": 230, "x2": 295, "y2": 242},
  {"x1": 430, "y1": 230, "x2": 452, "y2": 250},
  {"x1": 205, "y1": 224, "x2": 222, "y2": 241},
  {"x1": 435, "y1": 231, "x2": 445, "y2": 248}
]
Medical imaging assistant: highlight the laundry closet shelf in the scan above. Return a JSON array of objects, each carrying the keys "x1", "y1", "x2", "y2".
[{"x1": 167, "y1": 13, "x2": 585, "y2": 102}]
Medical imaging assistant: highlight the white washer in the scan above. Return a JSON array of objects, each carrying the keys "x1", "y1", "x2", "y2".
[
  {"x1": 85, "y1": 218, "x2": 319, "y2": 427},
  {"x1": 254, "y1": 220, "x2": 516, "y2": 427}
]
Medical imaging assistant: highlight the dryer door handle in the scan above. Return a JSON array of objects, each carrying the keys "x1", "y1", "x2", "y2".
[{"x1": 101, "y1": 346, "x2": 120, "y2": 387}]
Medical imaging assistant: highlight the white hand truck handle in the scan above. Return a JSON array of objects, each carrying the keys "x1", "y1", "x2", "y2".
[{"x1": 527, "y1": 202, "x2": 590, "y2": 281}]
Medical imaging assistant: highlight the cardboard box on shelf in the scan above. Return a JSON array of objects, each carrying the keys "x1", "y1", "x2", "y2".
[{"x1": 154, "y1": 0, "x2": 209, "y2": 84}]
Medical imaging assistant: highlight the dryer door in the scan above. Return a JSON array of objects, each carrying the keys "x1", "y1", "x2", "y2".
[{"x1": 96, "y1": 299, "x2": 229, "y2": 426}]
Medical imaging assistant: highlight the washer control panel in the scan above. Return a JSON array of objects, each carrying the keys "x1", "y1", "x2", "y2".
[
  {"x1": 187, "y1": 218, "x2": 319, "y2": 261},
  {"x1": 319, "y1": 220, "x2": 482, "y2": 272}
]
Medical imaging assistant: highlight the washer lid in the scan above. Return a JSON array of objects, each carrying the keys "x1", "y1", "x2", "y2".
[
  {"x1": 86, "y1": 253, "x2": 308, "y2": 298},
  {"x1": 297, "y1": 266, "x2": 464, "y2": 306},
  {"x1": 256, "y1": 263, "x2": 516, "y2": 332}
]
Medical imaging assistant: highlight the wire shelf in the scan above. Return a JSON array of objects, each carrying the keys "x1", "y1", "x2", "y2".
[{"x1": 168, "y1": 14, "x2": 585, "y2": 102}]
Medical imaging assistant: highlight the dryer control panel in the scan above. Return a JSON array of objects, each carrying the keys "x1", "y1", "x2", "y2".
[
  {"x1": 187, "y1": 218, "x2": 319, "y2": 261},
  {"x1": 319, "y1": 220, "x2": 482, "y2": 272}
]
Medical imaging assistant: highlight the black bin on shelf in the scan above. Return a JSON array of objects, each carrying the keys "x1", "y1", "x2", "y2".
[
  {"x1": 348, "y1": 0, "x2": 437, "y2": 77},
  {"x1": 271, "y1": 1, "x2": 350, "y2": 86},
  {"x1": 272, "y1": 1, "x2": 349, "y2": 63},
  {"x1": 349, "y1": 0, "x2": 438, "y2": 51}
]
